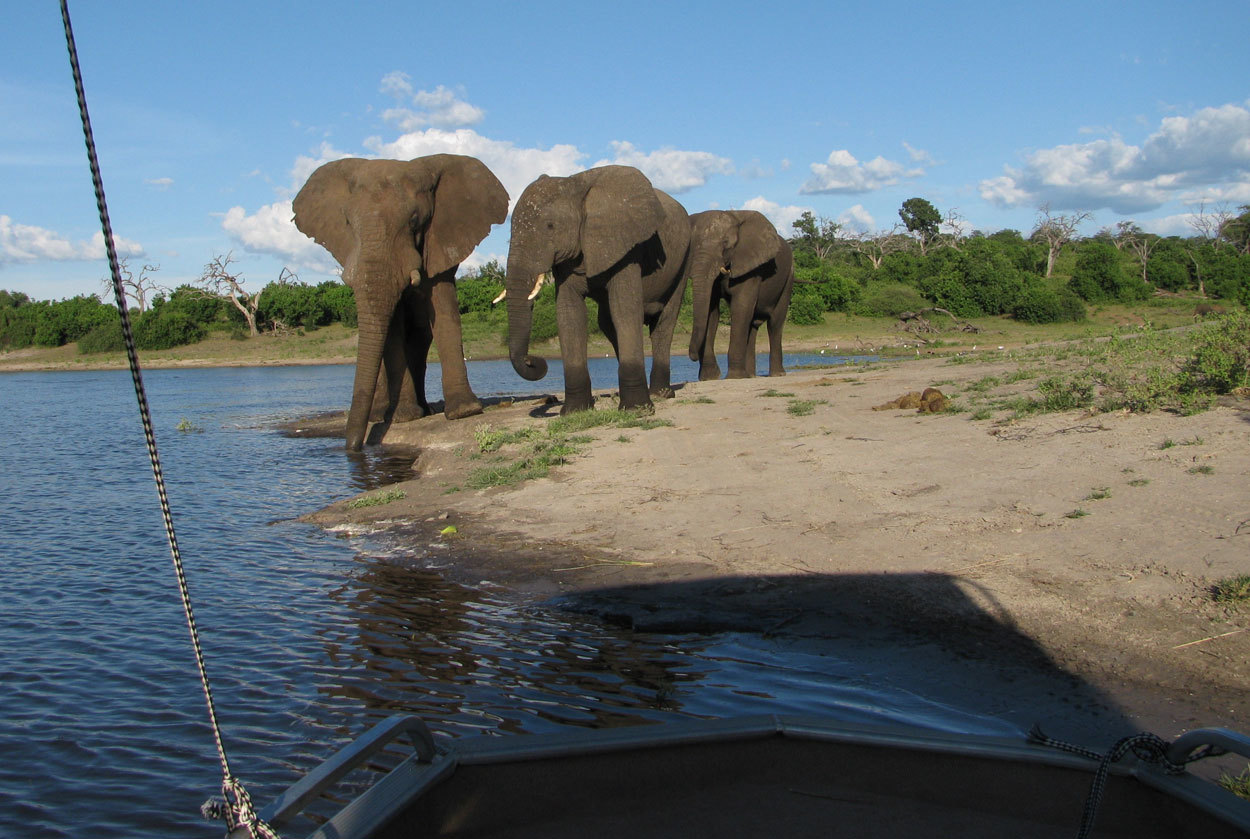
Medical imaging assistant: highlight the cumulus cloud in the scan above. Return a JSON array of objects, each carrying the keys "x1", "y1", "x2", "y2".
[
  {"x1": 979, "y1": 99, "x2": 1250, "y2": 213},
  {"x1": 739, "y1": 197, "x2": 811, "y2": 237},
  {"x1": 367, "y1": 128, "x2": 584, "y2": 206},
  {"x1": 836, "y1": 204, "x2": 876, "y2": 233},
  {"x1": 800, "y1": 149, "x2": 922, "y2": 194},
  {"x1": 380, "y1": 74, "x2": 485, "y2": 131},
  {"x1": 220, "y1": 201, "x2": 338, "y2": 273},
  {"x1": 594, "y1": 141, "x2": 733, "y2": 194},
  {"x1": 1, "y1": 215, "x2": 143, "y2": 267}
]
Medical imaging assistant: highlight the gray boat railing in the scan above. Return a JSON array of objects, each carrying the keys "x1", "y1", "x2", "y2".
[
  {"x1": 1167, "y1": 728, "x2": 1250, "y2": 765},
  {"x1": 231, "y1": 715, "x2": 440, "y2": 836}
]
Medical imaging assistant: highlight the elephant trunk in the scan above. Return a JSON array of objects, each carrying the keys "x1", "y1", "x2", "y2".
[
  {"x1": 687, "y1": 246, "x2": 722, "y2": 360},
  {"x1": 345, "y1": 258, "x2": 402, "y2": 450},
  {"x1": 505, "y1": 254, "x2": 549, "y2": 381}
]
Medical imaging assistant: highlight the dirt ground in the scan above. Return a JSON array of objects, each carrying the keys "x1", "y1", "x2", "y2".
[{"x1": 299, "y1": 353, "x2": 1250, "y2": 746}]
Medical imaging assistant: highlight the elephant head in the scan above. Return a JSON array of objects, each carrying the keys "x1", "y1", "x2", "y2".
[
  {"x1": 292, "y1": 154, "x2": 507, "y2": 450},
  {"x1": 686, "y1": 210, "x2": 783, "y2": 361},
  {"x1": 503, "y1": 165, "x2": 665, "y2": 382}
]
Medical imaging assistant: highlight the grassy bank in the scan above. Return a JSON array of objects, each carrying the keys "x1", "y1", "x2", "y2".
[{"x1": 0, "y1": 294, "x2": 1229, "y2": 372}]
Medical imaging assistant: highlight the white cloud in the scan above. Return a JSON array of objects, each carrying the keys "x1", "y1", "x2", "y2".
[
  {"x1": 979, "y1": 99, "x2": 1250, "y2": 213},
  {"x1": 902, "y1": 142, "x2": 935, "y2": 165},
  {"x1": 800, "y1": 149, "x2": 922, "y2": 194},
  {"x1": 380, "y1": 74, "x2": 485, "y2": 131},
  {"x1": 220, "y1": 201, "x2": 338, "y2": 273},
  {"x1": 366, "y1": 128, "x2": 584, "y2": 207},
  {"x1": 836, "y1": 204, "x2": 876, "y2": 232},
  {"x1": 1, "y1": 215, "x2": 143, "y2": 267},
  {"x1": 594, "y1": 141, "x2": 733, "y2": 194},
  {"x1": 145, "y1": 177, "x2": 174, "y2": 190},
  {"x1": 740, "y1": 196, "x2": 810, "y2": 237}
]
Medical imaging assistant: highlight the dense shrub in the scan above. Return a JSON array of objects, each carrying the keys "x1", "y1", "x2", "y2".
[
  {"x1": 526, "y1": 284, "x2": 559, "y2": 343},
  {"x1": 795, "y1": 262, "x2": 860, "y2": 311},
  {"x1": 853, "y1": 282, "x2": 930, "y2": 317},
  {"x1": 1011, "y1": 282, "x2": 1086, "y2": 324},
  {"x1": 156, "y1": 285, "x2": 227, "y2": 325},
  {"x1": 77, "y1": 318, "x2": 125, "y2": 354},
  {"x1": 1182, "y1": 310, "x2": 1250, "y2": 394},
  {"x1": 918, "y1": 241, "x2": 1030, "y2": 317},
  {"x1": 1069, "y1": 241, "x2": 1150, "y2": 302},
  {"x1": 787, "y1": 287, "x2": 825, "y2": 324},
  {"x1": 456, "y1": 274, "x2": 505, "y2": 314},
  {"x1": 258, "y1": 281, "x2": 328, "y2": 328},
  {"x1": 133, "y1": 309, "x2": 206, "y2": 350},
  {"x1": 318, "y1": 282, "x2": 356, "y2": 327}
]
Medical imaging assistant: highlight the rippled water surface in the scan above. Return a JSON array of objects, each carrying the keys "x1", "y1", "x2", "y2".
[{"x1": 0, "y1": 355, "x2": 1019, "y2": 838}]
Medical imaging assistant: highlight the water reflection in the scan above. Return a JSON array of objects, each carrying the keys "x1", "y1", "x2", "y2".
[{"x1": 319, "y1": 554, "x2": 706, "y2": 737}]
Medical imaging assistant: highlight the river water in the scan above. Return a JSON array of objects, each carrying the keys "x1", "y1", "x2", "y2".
[{"x1": 0, "y1": 354, "x2": 1024, "y2": 837}]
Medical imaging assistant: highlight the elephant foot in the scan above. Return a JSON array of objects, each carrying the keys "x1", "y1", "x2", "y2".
[
  {"x1": 618, "y1": 392, "x2": 655, "y2": 413},
  {"x1": 650, "y1": 385, "x2": 675, "y2": 399},
  {"x1": 726, "y1": 369, "x2": 750, "y2": 379},
  {"x1": 769, "y1": 368, "x2": 787, "y2": 377},
  {"x1": 444, "y1": 396, "x2": 483, "y2": 421},
  {"x1": 698, "y1": 368, "x2": 721, "y2": 381},
  {"x1": 561, "y1": 392, "x2": 595, "y2": 414}
]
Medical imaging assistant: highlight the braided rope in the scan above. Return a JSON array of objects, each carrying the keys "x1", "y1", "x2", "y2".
[
  {"x1": 1028, "y1": 725, "x2": 1208, "y2": 839},
  {"x1": 59, "y1": 3, "x2": 277, "y2": 836}
]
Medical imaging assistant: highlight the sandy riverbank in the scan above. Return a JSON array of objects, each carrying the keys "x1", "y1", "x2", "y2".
[{"x1": 298, "y1": 353, "x2": 1250, "y2": 744}]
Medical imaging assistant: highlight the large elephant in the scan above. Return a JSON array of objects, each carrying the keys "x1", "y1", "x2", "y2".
[
  {"x1": 687, "y1": 210, "x2": 795, "y2": 380},
  {"x1": 504, "y1": 165, "x2": 690, "y2": 413},
  {"x1": 292, "y1": 154, "x2": 508, "y2": 450}
]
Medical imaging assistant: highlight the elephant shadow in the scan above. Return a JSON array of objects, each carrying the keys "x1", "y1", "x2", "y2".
[{"x1": 556, "y1": 571, "x2": 1147, "y2": 745}]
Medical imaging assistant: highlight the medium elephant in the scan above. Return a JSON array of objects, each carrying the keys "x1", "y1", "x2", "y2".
[
  {"x1": 503, "y1": 165, "x2": 690, "y2": 413},
  {"x1": 292, "y1": 154, "x2": 508, "y2": 450},
  {"x1": 687, "y1": 210, "x2": 795, "y2": 380}
]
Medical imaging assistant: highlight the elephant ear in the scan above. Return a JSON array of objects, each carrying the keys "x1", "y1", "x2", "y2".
[
  {"x1": 292, "y1": 158, "x2": 369, "y2": 268},
  {"x1": 422, "y1": 155, "x2": 510, "y2": 278},
  {"x1": 728, "y1": 211, "x2": 782, "y2": 277},
  {"x1": 580, "y1": 166, "x2": 665, "y2": 278}
]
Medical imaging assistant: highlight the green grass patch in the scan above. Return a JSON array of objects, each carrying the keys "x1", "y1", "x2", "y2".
[
  {"x1": 1084, "y1": 487, "x2": 1112, "y2": 501},
  {"x1": 174, "y1": 418, "x2": 204, "y2": 433},
  {"x1": 787, "y1": 398, "x2": 828, "y2": 416},
  {"x1": 1212, "y1": 575, "x2": 1250, "y2": 605},
  {"x1": 347, "y1": 488, "x2": 407, "y2": 508},
  {"x1": 1219, "y1": 766, "x2": 1250, "y2": 800},
  {"x1": 466, "y1": 409, "x2": 673, "y2": 489},
  {"x1": 1187, "y1": 464, "x2": 1214, "y2": 475},
  {"x1": 1127, "y1": 478, "x2": 1150, "y2": 487},
  {"x1": 760, "y1": 389, "x2": 795, "y2": 398},
  {"x1": 1065, "y1": 508, "x2": 1089, "y2": 519}
]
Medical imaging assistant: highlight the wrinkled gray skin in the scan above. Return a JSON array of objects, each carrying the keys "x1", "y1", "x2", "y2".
[
  {"x1": 293, "y1": 155, "x2": 508, "y2": 450},
  {"x1": 506, "y1": 165, "x2": 690, "y2": 413},
  {"x1": 687, "y1": 210, "x2": 795, "y2": 379}
]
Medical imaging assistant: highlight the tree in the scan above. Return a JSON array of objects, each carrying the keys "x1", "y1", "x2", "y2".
[
  {"x1": 1219, "y1": 204, "x2": 1250, "y2": 255},
  {"x1": 790, "y1": 211, "x2": 842, "y2": 260},
  {"x1": 1032, "y1": 204, "x2": 1092, "y2": 277},
  {"x1": 848, "y1": 226, "x2": 906, "y2": 270},
  {"x1": 898, "y1": 198, "x2": 942, "y2": 255},
  {"x1": 100, "y1": 258, "x2": 163, "y2": 313},
  {"x1": 196, "y1": 252, "x2": 262, "y2": 336},
  {"x1": 1186, "y1": 201, "x2": 1234, "y2": 297},
  {"x1": 1115, "y1": 221, "x2": 1157, "y2": 285}
]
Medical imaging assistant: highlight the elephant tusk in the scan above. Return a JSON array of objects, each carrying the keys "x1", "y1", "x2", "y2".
[
  {"x1": 491, "y1": 289, "x2": 507, "y2": 304},
  {"x1": 719, "y1": 265, "x2": 730, "y2": 274},
  {"x1": 410, "y1": 269, "x2": 421, "y2": 284},
  {"x1": 527, "y1": 272, "x2": 549, "y2": 301}
]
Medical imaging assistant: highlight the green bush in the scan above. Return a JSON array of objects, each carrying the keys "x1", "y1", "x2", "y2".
[
  {"x1": 1012, "y1": 282, "x2": 1086, "y2": 324},
  {"x1": 77, "y1": 318, "x2": 125, "y2": 354},
  {"x1": 1069, "y1": 241, "x2": 1150, "y2": 302},
  {"x1": 787, "y1": 288, "x2": 825, "y2": 325},
  {"x1": 1182, "y1": 311, "x2": 1250, "y2": 394},
  {"x1": 853, "y1": 282, "x2": 930, "y2": 317},
  {"x1": 456, "y1": 274, "x2": 505, "y2": 314},
  {"x1": 258, "y1": 281, "x2": 328, "y2": 328},
  {"x1": 133, "y1": 309, "x2": 206, "y2": 350},
  {"x1": 795, "y1": 262, "x2": 860, "y2": 311},
  {"x1": 318, "y1": 282, "x2": 356, "y2": 327}
]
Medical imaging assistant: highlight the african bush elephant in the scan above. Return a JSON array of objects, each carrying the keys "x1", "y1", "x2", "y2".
[
  {"x1": 503, "y1": 165, "x2": 690, "y2": 413},
  {"x1": 292, "y1": 154, "x2": 508, "y2": 450},
  {"x1": 687, "y1": 210, "x2": 795, "y2": 380}
]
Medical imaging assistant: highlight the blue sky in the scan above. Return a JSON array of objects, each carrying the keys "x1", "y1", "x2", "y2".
[{"x1": 4, "y1": 1, "x2": 1249, "y2": 301}]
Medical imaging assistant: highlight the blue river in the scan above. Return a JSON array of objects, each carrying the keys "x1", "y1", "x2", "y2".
[{"x1": 0, "y1": 353, "x2": 1033, "y2": 837}]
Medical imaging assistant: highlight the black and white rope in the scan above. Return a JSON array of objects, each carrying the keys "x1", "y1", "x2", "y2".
[{"x1": 59, "y1": 3, "x2": 277, "y2": 836}]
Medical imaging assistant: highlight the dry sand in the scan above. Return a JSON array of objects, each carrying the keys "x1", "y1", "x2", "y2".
[{"x1": 300, "y1": 354, "x2": 1250, "y2": 746}]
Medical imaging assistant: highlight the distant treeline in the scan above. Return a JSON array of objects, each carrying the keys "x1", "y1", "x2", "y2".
[{"x1": 4, "y1": 200, "x2": 1248, "y2": 353}]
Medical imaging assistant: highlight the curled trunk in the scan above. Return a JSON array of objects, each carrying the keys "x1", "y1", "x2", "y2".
[{"x1": 506, "y1": 254, "x2": 550, "y2": 381}]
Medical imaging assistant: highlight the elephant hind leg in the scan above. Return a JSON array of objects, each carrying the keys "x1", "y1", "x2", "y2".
[{"x1": 428, "y1": 276, "x2": 483, "y2": 421}]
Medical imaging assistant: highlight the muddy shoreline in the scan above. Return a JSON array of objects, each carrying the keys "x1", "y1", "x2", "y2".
[{"x1": 295, "y1": 355, "x2": 1250, "y2": 746}]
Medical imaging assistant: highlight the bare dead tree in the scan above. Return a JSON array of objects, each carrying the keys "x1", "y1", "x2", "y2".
[
  {"x1": 1186, "y1": 201, "x2": 1235, "y2": 298},
  {"x1": 1115, "y1": 221, "x2": 1156, "y2": 284},
  {"x1": 936, "y1": 208, "x2": 968, "y2": 251},
  {"x1": 896, "y1": 307, "x2": 982, "y2": 337},
  {"x1": 1032, "y1": 204, "x2": 1092, "y2": 277},
  {"x1": 197, "y1": 252, "x2": 261, "y2": 336},
  {"x1": 849, "y1": 225, "x2": 906, "y2": 269},
  {"x1": 100, "y1": 258, "x2": 163, "y2": 312}
]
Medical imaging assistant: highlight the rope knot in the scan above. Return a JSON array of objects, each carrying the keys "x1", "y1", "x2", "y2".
[{"x1": 200, "y1": 776, "x2": 281, "y2": 839}]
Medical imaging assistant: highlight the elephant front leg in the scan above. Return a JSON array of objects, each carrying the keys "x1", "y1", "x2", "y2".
[
  {"x1": 556, "y1": 278, "x2": 594, "y2": 413},
  {"x1": 725, "y1": 287, "x2": 757, "y2": 379},
  {"x1": 766, "y1": 312, "x2": 787, "y2": 376},
  {"x1": 606, "y1": 265, "x2": 652, "y2": 412},
  {"x1": 647, "y1": 276, "x2": 686, "y2": 399},
  {"x1": 428, "y1": 276, "x2": 483, "y2": 420},
  {"x1": 697, "y1": 301, "x2": 721, "y2": 381}
]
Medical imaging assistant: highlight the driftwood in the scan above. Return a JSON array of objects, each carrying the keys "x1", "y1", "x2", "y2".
[{"x1": 896, "y1": 307, "x2": 982, "y2": 335}]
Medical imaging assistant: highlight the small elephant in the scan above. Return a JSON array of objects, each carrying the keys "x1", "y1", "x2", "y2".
[
  {"x1": 293, "y1": 154, "x2": 508, "y2": 450},
  {"x1": 687, "y1": 210, "x2": 795, "y2": 380},
  {"x1": 503, "y1": 165, "x2": 691, "y2": 413}
]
